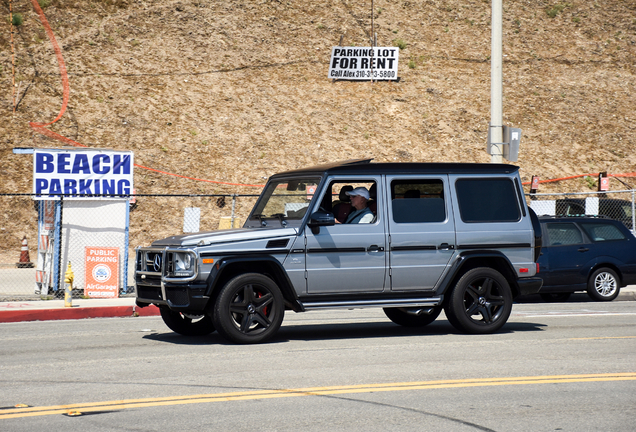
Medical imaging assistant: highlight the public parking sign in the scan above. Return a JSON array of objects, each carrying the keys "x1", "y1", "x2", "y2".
[{"x1": 84, "y1": 246, "x2": 119, "y2": 298}]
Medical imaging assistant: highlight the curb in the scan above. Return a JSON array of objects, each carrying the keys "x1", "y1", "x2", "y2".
[{"x1": 0, "y1": 304, "x2": 160, "y2": 324}]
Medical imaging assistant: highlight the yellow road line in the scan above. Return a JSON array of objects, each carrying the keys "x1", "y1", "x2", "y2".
[{"x1": 2, "y1": 373, "x2": 635, "y2": 420}]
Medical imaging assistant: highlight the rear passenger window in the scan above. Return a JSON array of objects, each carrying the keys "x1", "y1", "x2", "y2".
[
  {"x1": 455, "y1": 178, "x2": 521, "y2": 223},
  {"x1": 546, "y1": 223, "x2": 583, "y2": 246},
  {"x1": 579, "y1": 223, "x2": 626, "y2": 242},
  {"x1": 391, "y1": 179, "x2": 445, "y2": 223}
]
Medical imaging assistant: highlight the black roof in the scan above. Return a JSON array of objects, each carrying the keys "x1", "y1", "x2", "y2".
[{"x1": 271, "y1": 159, "x2": 519, "y2": 179}]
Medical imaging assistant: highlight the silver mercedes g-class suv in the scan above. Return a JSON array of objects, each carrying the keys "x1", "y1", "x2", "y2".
[{"x1": 135, "y1": 159, "x2": 542, "y2": 343}]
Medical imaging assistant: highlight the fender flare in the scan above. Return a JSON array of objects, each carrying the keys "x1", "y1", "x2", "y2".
[
  {"x1": 435, "y1": 250, "x2": 520, "y2": 297},
  {"x1": 205, "y1": 255, "x2": 303, "y2": 312}
]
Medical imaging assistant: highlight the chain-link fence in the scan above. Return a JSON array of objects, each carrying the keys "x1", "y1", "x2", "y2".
[
  {"x1": 527, "y1": 190, "x2": 636, "y2": 234},
  {"x1": 2, "y1": 189, "x2": 634, "y2": 300},
  {"x1": 0, "y1": 193, "x2": 259, "y2": 300}
]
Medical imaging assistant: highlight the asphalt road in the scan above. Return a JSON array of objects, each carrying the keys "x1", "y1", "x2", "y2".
[{"x1": 1, "y1": 301, "x2": 635, "y2": 431}]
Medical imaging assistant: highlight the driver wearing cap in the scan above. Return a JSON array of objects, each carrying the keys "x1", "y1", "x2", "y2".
[{"x1": 342, "y1": 187, "x2": 374, "y2": 224}]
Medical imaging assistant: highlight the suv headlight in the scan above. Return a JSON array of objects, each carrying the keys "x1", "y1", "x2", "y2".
[{"x1": 171, "y1": 251, "x2": 196, "y2": 277}]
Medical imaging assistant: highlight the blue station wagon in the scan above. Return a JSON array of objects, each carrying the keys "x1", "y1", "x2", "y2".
[{"x1": 537, "y1": 216, "x2": 636, "y2": 301}]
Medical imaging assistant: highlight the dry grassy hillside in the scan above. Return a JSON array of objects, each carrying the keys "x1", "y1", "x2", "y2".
[{"x1": 1, "y1": 0, "x2": 635, "y2": 251}]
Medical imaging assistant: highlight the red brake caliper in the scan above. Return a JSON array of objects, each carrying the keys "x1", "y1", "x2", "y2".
[{"x1": 256, "y1": 290, "x2": 268, "y2": 316}]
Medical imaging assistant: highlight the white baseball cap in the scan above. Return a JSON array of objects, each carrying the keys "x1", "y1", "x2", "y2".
[{"x1": 345, "y1": 187, "x2": 370, "y2": 200}]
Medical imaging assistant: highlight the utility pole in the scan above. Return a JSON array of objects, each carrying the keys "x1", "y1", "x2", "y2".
[{"x1": 490, "y1": 0, "x2": 503, "y2": 163}]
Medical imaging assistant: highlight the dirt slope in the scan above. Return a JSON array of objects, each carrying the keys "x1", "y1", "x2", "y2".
[{"x1": 0, "y1": 0, "x2": 635, "y2": 251}]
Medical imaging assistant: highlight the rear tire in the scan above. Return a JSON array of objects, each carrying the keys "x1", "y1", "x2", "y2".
[
  {"x1": 383, "y1": 306, "x2": 442, "y2": 327},
  {"x1": 213, "y1": 273, "x2": 284, "y2": 344},
  {"x1": 444, "y1": 267, "x2": 513, "y2": 334},
  {"x1": 587, "y1": 268, "x2": 620, "y2": 301},
  {"x1": 159, "y1": 307, "x2": 215, "y2": 336}
]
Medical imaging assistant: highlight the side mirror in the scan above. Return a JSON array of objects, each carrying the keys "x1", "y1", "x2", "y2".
[{"x1": 307, "y1": 211, "x2": 335, "y2": 234}]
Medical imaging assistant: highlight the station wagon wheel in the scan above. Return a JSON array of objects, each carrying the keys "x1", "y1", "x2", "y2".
[
  {"x1": 587, "y1": 268, "x2": 620, "y2": 301},
  {"x1": 213, "y1": 273, "x2": 284, "y2": 344},
  {"x1": 383, "y1": 306, "x2": 442, "y2": 327},
  {"x1": 159, "y1": 306, "x2": 215, "y2": 336},
  {"x1": 444, "y1": 267, "x2": 512, "y2": 334}
]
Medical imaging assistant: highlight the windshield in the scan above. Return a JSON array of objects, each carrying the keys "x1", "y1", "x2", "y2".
[{"x1": 247, "y1": 177, "x2": 321, "y2": 227}]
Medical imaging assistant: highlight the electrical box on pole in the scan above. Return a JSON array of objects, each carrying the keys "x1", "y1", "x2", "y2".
[
  {"x1": 503, "y1": 126, "x2": 521, "y2": 162},
  {"x1": 487, "y1": 124, "x2": 521, "y2": 162}
]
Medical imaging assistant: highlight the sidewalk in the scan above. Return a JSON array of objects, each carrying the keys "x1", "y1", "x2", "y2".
[
  {"x1": 1, "y1": 286, "x2": 634, "y2": 324},
  {"x1": 0, "y1": 297, "x2": 160, "y2": 323}
]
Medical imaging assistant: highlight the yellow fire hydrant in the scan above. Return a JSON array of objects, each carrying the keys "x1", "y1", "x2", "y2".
[{"x1": 64, "y1": 261, "x2": 74, "y2": 308}]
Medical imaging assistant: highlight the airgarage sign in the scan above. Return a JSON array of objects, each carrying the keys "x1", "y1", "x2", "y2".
[
  {"x1": 33, "y1": 149, "x2": 134, "y2": 199},
  {"x1": 328, "y1": 47, "x2": 399, "y2": 80}
]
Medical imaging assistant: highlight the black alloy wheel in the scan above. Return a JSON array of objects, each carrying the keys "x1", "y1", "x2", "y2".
[
  {"x1": 213, "y1": 273, "x2": 284, "y2": 344},
  {"x1": 444, "y1": 267, "x2": 513, "y2": 334}
]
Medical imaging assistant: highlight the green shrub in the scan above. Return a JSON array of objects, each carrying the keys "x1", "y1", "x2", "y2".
[
  {"x1": 546, "y1": 4, "x2": 566, "y2": 18},
  {"x1": 12, "y1": 13, "x2": 24, "y2": 26},
  {"x1": 393, "y1": 39, "x2": 407, "y2": 50},
  {"x1": 38, "y1": 0, "x2": 52, "y2": 8}
]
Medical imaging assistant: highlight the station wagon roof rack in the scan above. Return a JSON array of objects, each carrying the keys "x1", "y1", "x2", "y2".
[{"x1": 538, "y1": 215, "x2": 612, "y2": 220}]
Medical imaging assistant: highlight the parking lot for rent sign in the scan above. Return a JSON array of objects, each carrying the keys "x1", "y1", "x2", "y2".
[
  {"x1": 85, "y1": 246, "x2": 119, "y2": 298},
  {"x1": 328, "y1": 47, "x2": 399, "y2": 80}
]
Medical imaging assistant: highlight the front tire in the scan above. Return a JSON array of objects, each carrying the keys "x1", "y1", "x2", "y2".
[
  {"x1": 159, "y1": 307, "x2": 215, "y2": 336},
  {"x1": 444, "y1": 267, "x2": 513, "y2": 334},
  {"x1": 383, "y1": 306, "x2": 442, "y2": 327},
  {"x1": 587, "y1": 268, "x2": 620, "y2": 301},
  {"x1": 213, "y1": 273, "x2": 284, "y2": 344}
]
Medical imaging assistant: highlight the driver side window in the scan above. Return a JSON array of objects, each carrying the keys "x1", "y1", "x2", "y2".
[{"x1": 322, "y1": 180, "x2": 377, "y2": 224}]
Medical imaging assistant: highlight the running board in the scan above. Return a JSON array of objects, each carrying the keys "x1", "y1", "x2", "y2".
[{"x1": 300, "y1": 296, "x2": 443, "y2": 311}]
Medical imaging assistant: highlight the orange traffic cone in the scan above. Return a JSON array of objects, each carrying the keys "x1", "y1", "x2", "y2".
[{"x1": 17, "y1": 236, "x2": 34, "y2": 268}]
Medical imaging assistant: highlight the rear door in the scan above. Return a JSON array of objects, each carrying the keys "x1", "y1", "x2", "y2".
[
  {"x1": 540, "y1": 222, "x2": 590, "y2": 288},
  {"x1": 386, "y1": 175, "x2": 456, "y2": 291}
]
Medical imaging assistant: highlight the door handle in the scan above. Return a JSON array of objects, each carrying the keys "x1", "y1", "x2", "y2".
[
  {"x1": 368, "y1": 245, "x2": 384, "y2": 252},
  {"x1": 439, "y1": 243, "x2": 455, "y2": 250},
  {"x1": 578, "y1": 247, "x2": 589, "y2": 252}
]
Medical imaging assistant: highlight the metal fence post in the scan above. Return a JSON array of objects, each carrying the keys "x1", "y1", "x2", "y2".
[
  {"x1": 632, "y1": 190, "x2": 635, "y2": 235},
  {"x1": 231, "y1": 194, "x2": 237, "y2": 228},
  {"x1": 55, "y1": 196, "x2": 64, "y2": 296}
]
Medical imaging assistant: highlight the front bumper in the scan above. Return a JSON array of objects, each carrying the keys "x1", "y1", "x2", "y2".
[{"x1": 136, "y1": 281, "x2": 209, "y2": 311}]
